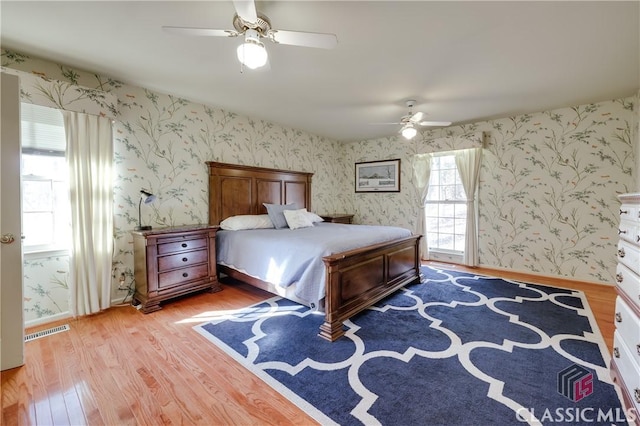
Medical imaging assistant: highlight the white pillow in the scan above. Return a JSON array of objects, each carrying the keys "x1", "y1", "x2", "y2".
[
  {"x1": 283, "y1": 209, "x2": 314, "y2": 230},
  {"x1": 305, "y1": 211, "x2": 324, "y2": 223},
  {"x1": 263, "y1": 202, "x2": 299, "y2": 229},
  {"x1": 220, "y1": 214, "x2": 274, "y2": 231}
]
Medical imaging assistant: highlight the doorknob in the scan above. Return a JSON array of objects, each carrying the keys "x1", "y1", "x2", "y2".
[{"x1": 0, "y1": 233, "x2": 16, "y2": 244}]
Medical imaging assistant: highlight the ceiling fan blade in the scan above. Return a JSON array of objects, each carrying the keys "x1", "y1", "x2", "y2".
[
  {"x1": 232, "y1": 0, "x2": 258, "y2": 23},
  {"x1": 369, "y1": 122, "x2": 403, "y2": 125},
  {"x1": 269, "y1": 30, "x2": 338, "y2": 49},
  {"x1": 162, "y1": 26, "x2": 238, "y2": 38},
  {"x1": 409, "y1": 111, "x2": 425, "y2": 123},
  {"x1": 419, "y1": 121, "x2": 452, "y2": 127}
]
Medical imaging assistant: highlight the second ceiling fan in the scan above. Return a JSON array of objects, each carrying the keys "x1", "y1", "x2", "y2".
[
  {"x1": 375, "y1": 100, "x2": 452, "y2": 140},
  {"x1": 163, "y1": 0, "x2": 338, "y2": 70}
]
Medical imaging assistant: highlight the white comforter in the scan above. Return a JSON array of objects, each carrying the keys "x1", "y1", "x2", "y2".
[{"x1": 216, "y1": 222, "x2": 412, "y2": 308}]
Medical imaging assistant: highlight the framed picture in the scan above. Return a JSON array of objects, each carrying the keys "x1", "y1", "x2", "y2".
[{"x1": 355, "y1": 159, "x2": 401, "y2": 193}]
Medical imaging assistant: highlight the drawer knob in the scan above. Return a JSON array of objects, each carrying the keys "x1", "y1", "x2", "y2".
[
  {"x1": 181, "y1": 243, "x2": 188, "y2": 248},
  {"x1": 635, "y1": 388, "x2": 640, "y2": 404},
  {"x1": 616, "y1": 273, "x2": 623, "y2": 283},
  {"x1": 615, "y1": 312, "x2": 622, "y2": 323},
  {"x1": 620, "y1": 209, "x2": 628, "y2": 215},
  {"x1": 618, "y1": 229, "x2": 627, "y2": 235},
  {"x1": 637, "y1": 344, "x2": 640, "y2": 356},
  {"x1": 182, "y1": 272, "x2": 189, "y2": 278},
  {"x1": 182, "y1": 257, "x2": 188, "y2": 262},
  {"x1": 636, "y1": 235, "x2": 640, "y2": 243},
  {"x1": 617, "y1": 248, "x2": 626, "y2": 258},
  {"x1": 613, "y1": 347, "x2": 620, "y2": 358}
]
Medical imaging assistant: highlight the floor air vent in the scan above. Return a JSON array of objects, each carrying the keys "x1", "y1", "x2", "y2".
[{"x1": 24, "y1": 324, "x2": 70, "y2": 342}]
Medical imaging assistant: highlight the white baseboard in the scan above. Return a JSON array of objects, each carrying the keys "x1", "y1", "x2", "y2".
[
  {"x1": 25, "y1": 311, "x2": 72, "y2": 328},
  {"x1": 25, "y1": 296, "x2": 133, "y2": 328}
]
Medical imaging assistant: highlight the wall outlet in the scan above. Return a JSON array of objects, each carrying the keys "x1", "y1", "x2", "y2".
[{"x1": 117, "y1": 273, "x2": 127, "y2": 291}]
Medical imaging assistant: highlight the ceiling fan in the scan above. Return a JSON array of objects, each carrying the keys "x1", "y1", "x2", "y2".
[
  {"x1": 375, "y1": 100, "x2": 452, "y2": 140},
  {"x1": 162, "y1": 0, "x2": 338, "y2": 70}
]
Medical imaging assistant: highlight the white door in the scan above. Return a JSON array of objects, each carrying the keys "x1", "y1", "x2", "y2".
[{"x1": 1, "y1": 72, "x2": 25, "y2": 370}]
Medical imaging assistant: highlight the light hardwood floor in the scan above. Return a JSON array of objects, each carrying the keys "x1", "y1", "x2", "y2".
[{"x1": 2, "y1": 263, "x2": 617, "y2": 425}]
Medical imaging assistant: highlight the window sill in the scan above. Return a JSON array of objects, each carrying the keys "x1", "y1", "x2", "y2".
[
  {"x1": 428, "y1": 250, "x2": 464, "y2": 264},
  {"x1": 24, "y1": 248, "x2": 70, "y2": 260}
]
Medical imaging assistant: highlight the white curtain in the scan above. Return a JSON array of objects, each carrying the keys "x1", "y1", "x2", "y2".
[
  {"x1": 454, "y1": 147, "x2": 483, "y2": 266},
  {"x1": 63, "y1": 111, "x2": 114, "y2": 316},
  {"x1": 412, "y1": 153, "x2": 433, "y2": 260}
]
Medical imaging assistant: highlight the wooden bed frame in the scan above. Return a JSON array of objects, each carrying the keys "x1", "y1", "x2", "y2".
[{"x1": 207, "y1": 161, "x2": 422, "y2": 341}]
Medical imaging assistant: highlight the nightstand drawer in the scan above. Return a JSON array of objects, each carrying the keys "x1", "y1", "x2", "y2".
[
  {"x1": 158, "y1": 249, "x2": 208, "y2": 272},
  {"x1": 158, "y1": 264, "x2": 209, "y2": 289},
  {"x1": 157, "y1": 238, "x2": 207, "y2": 255}
]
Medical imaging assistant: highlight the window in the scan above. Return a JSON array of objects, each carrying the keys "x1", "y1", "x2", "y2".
[
  {"x1": 425, "y1": 154, "x2": 467, "y2": 257},
  {"x1": 20, "y1": 103, "x2": 70, "y2": 253}
]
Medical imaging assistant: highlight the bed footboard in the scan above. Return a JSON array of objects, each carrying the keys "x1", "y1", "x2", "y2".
[{"x1": 319, "y1": 235, "x2": 422, "y2": 341}]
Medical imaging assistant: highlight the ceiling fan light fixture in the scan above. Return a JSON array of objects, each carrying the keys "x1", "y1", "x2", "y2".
[
  {"x1": 236, "y1": 29, "x2": 267, "y2": 69},
  {"x1": 401, "y1": 124, "x2": 417, "y2": 140}
]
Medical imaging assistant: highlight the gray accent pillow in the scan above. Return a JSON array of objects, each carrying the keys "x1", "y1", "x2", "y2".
[{"x1": 263, "y1": 203, "x2": 300, "y2": 229}]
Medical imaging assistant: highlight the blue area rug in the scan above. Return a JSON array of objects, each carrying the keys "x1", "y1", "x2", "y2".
[{"x1": 195, "y1": 266, "x2": 628, "y2": 425}]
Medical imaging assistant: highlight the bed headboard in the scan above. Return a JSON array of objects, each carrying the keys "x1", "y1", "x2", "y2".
[{"x1": 206, "y1": 161, "x2": 313, "y2": 225}]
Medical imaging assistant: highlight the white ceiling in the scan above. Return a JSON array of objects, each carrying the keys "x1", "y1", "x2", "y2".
[{"x1": 1, "y1": 1, "x2": 639, "y2": 142}]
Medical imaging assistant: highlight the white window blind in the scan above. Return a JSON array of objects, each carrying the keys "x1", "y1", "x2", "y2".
[{"x1": 20, "y1": 103, "x2": 66, "y2": 153}]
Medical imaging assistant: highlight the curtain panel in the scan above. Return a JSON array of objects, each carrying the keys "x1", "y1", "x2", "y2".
[
  {"x1": 412, "y1": 153, "x2": 432, "y2": 260},
  {"x1": 63, "y1": 111, "x2": 114, "y2": 316},
  {"x1": 455, "y1": 147, "x2": 483, "y2": 266}
]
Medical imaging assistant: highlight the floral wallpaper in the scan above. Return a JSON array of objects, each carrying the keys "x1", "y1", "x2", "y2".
[
  {"x1": 22, "y1": 255, "x2": 70, "y2": 322},
  {"x1": 344, "y1": 99, "x2": 637, "y2": 284},
  {"x1": 1, "y1": 65, "x2": 117, "y2": 118},
  {"x1": 2, "y1": 48, "x2": 637, "y2": 325}
]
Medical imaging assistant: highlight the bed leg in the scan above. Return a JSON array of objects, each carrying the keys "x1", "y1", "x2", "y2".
[{"x1": 318, "y1": 320, "x2": 345, "y2": 342}]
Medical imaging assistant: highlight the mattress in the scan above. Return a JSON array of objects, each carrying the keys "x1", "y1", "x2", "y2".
[{"x1": 216, "y1": 222, "x2": 412, "y2": 308}]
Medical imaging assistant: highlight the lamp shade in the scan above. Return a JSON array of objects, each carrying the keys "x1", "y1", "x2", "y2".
[
  {"x1": 140, "y1": 189, "x2": 156, "y2": 204},
  {"x1": 237, "y1": 29, "x2": 268, "y2": 69}
]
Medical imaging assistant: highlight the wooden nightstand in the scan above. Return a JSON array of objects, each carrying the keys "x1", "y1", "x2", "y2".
[
  {"x1": 319, "y1": 214, "x2": 354, "y2": 224},
  {"x1": 132, "y1": 225, "x2": 220, "y2": 313}
]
